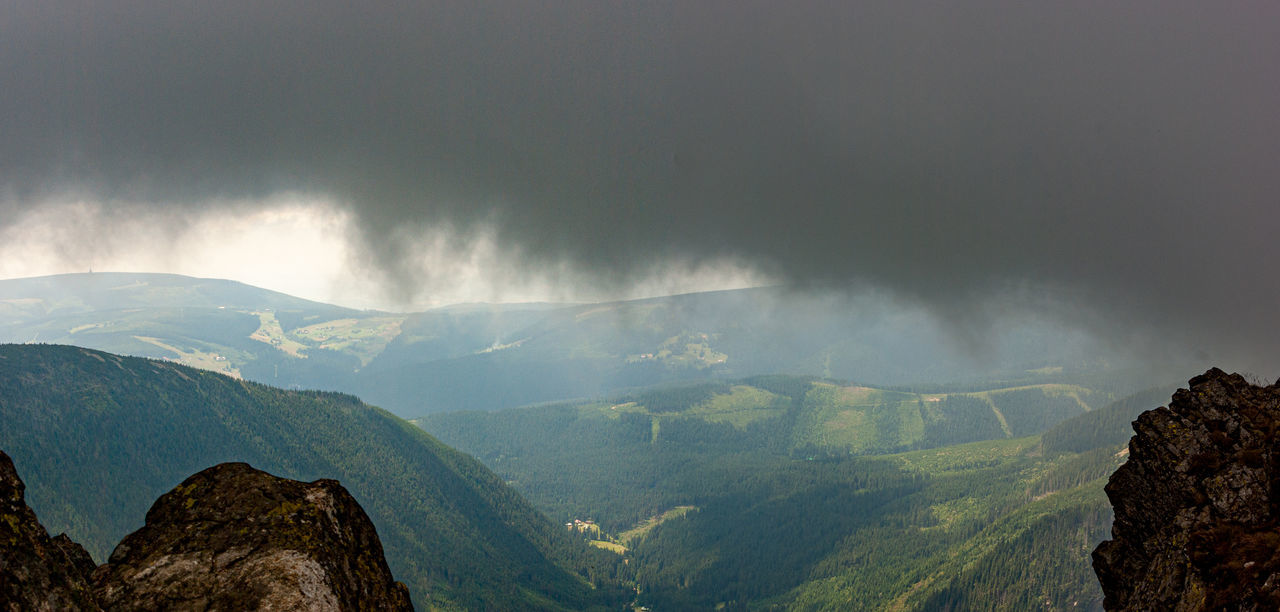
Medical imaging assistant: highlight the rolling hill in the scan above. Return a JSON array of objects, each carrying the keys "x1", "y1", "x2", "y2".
[
  {"x1": 0, "y1": 273, "x2": 1161, "y2": 417},
  {"x1": 0, "y1": 344, "x2": 626, "y2": 611},
  {"x1": 0, "y1": 272, "x2": 342, "y2": 316}
]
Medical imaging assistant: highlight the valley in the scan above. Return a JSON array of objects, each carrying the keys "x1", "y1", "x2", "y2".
[
  {"x1": 421, "y1": 378, "x2": 1175, "y2": 609},
  {"x1": 0, "y1": 273, "x2": 1185, "y2": 610},
  {"x1": 3, "y1": 3, "x2": 1269, "y2": 608},
  {"x1": 0, "y1": 344, "x2": 628, "y2": 610}
]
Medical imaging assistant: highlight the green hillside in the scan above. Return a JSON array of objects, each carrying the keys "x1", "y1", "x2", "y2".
[
  {"x1": 422, "y1": 377, "x2": 1108, "y2": 528},
  {"x1": 0, "y1": 273, "x2": 381, "y2": 391},
  {"x1": 0, "y1": 344, "x2": 626, "y2": 611},
  {"x1": 619, "y1": 437, "x2": 1119, "y2": 610},
  {"x1": 421, "y1": 377, "x2": 1171, "y2": 609}
]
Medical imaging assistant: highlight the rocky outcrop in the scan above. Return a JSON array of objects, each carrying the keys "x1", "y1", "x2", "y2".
[
  {"x1": 1093, "y1": 368, "x2": 1280, "y2": 611},
  {"x1": 0, "y1": 454, "x2": 412, "y2": 611},
  {"x1": 0, "y1": 450, "x2": 101, "y2": 611},
  {"x1": 93, "y1": 462, "x2": 413, "y2": 610}
]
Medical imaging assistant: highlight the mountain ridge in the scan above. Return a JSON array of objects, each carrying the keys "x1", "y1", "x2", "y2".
[
  {"x1": 0, "y1": 272, "x2": 1154, "y2": 416},
  {"x1": 0, "y1": 343, "x2": 624, "y2": 610},
  {"x1": 0, "y1": 272, "x2": 356, "y2": 317}
]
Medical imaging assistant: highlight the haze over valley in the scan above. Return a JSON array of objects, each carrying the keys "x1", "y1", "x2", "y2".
[
  {"x1": 1, "y1": 272, "x2": 1177, "y2": 417},
  {"x1": 2, "y1": 1, "x2": 1277, "y2": 609},
  {"x1": 0, "y1": 272, "x2": 1202, "y2": 608}
]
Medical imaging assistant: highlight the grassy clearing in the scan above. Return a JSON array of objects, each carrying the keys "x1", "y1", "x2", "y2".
[
  {"x1": 590, "y1": 540, "x2": 627, "y2": 554},
  {"x1": 924, "y1": 497, "x2": 982, "y2": 531},
  {"x1": 133, "y1": 336, "x2": 241, "y2": 378},
  {"x1": 1027, "y1": 365, "x2": 1065, "y2": 376},
  {"x1": 248, "y1": 311, "x2": 309, "y2": 357},
  {"x1": 618, "y1": 506, "x2": 698, "y2": 547},
  {"x1": 475, "y1": 337, "x2": 529, "y2": 354},
  {"x1": 685, "y1": 386, "x2": 786, "y2": 428},
  {"x1": 975, "y1": 394, "x2": 1013, "y2": 437},
  {"x1": 290, "y1": 316, "x2": 404, "y2": 366},
  {"x1": 894, "y1": 436, "x2": 1040, "y2": 475},
  {"x1": 795, "y1": 382, "x2": 1097, "y2": 453},
  {"x1": 587, "y1": 386, "x2": 784, "y2": 430},
  {"x1": 796, "y1": 383, "x2": 922, "y2": 452},
  {"x1": 626, "y1": 331, "x2": 728, "y2": 368},
  {"x1": 599, "y1": 401, "x2": 641, "y2": 414},
  {"x1": 68, "y1": 322, "x2": 109, "y2": 334},
  {"x1": 661, "y1": 332, "x2": 727, "y2": 367},
  {"x1": 975, "y1": 383, "x2": 1096, "y2": 411}
]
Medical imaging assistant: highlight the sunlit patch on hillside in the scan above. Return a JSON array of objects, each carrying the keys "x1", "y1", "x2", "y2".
[
  {"x1": 248, "y1": 311, "x2": 309, "y2": 358},
  {"x1": 133, "y1": 335, "x2": 241, "y2": 378},
  {"x1": 292, "y1": 317, "x2": 405, "y2": 366}
]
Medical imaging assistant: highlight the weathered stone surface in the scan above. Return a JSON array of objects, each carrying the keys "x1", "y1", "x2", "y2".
[
  {"x1": 2, "y1": 451, "x2": 412, "y2": 611},
  {"x1": 93, "y1": 462, "x2": 413, "y2": 610},
  {"x1": 1094, "y1": 368, "x2": 1280, "y2": 611},
  {"x1": 0, "y1": 450, "x2": 100, "y2": 611}
]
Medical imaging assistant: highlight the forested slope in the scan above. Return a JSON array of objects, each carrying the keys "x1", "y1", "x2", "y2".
[
  {"x1": 422, "y1": 376, "x2": 1172, "y2": 609},
  {"x1": 0, "y1": 344, "x2": 625, "y2": 611},
  {"x1": 422, "y1": 376, "x2": 1108, "y2": 528}
]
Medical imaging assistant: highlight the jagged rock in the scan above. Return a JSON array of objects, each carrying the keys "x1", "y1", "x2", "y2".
[
  {"x1": 2, "y1": 451, "x2": 413, "y2": 611},
  {"x1": 1094, "y1": 368, "x2": 1280, "y2": 611},
  {"x1": 92, "y1": 462, "x2": 413, "y2": 611},
  {"x1": 0, "y1": 450, "x2": 100, "y2": 611}
]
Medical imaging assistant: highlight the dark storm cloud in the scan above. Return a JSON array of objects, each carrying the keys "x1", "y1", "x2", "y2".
[{"x1": 2, "y1": 1, "x2": 1278, "y2": 367}]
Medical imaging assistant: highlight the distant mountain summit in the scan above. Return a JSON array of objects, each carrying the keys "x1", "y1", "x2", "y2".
[
  {"x1": 0, "y1": 272, "x2": 350, "y2": 318},
  {"x1": 1094, "y1": 369, "x2": 1280, "y2": 610}
]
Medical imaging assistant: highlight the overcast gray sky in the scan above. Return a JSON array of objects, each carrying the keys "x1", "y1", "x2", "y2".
[{"x1": 2, "y1": 1, "x2": 1277, "y2": 370}]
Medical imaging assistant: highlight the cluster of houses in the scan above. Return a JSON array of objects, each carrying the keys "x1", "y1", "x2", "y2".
[{"x1": 565, "y1": 518, "x2": 599, "y2": 533}]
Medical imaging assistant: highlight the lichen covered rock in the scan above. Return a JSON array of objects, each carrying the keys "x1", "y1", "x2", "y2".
[
  {"x1": 92, "y1": 462, "x2": 413, "y2": 611},
  {"x1": 1094, "y1": 368, "x2": 1280, "y2": 611},
  {"x1": 0, "y1": 450, "x2": 100, "y2": 611}
]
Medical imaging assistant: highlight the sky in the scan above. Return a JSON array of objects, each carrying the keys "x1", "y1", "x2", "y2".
[{"x1": 2, "y1": 1, "x2": 1278, "y2": 370}]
